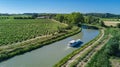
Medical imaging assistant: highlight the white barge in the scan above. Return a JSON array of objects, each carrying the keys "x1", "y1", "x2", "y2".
[{"x1": 69, "y1": 39, "x2": 82, "y2": 47}]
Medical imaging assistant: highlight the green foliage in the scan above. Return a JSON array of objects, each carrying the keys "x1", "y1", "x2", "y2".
[
  {"x1": 86, "y1": 28, "x2": 120, "y2": 67},
  {"x1": 55, "y1": 12, "x2": 84, "y2": 26},
  {"x1": 99, "y1": 21, "x2": 106, "y2": 27},
  {"x1": 105, "y1": 34, "x2": 120, "y2": 56},
  {"x1": 70, "y1": 12, "x2": 84, "y2": 25},
  {"x1": 84, "y1": 16, "x2": 107, "y2": 27},
  {"x1": 117, "y1": 23, "x2": 120, "y2": 28},
  {"x1": 32, "y1": 13, "x2": 39, "y2": 18},
  {"x1": 0, "y1": 19, "x2": 66, "y2": 45},
  {"x1": 85, "y1": 16, "x2": 100, "y2": 24},
  {"x1": 86, "y1": 48, "x2": 111, "y2": 67},
  {"x1": 55, "y1": 14, "x2": 65, "y2": 22},
  {"x1": 0, "y1": 15, "x2": 31, "y2": 19},
  {"x1": 14, "y1": 16, "x2": 34, "y2": 19}
]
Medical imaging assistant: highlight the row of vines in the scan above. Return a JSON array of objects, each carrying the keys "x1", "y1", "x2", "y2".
[{"x1": 0, "y1": 19, "x2": 67, "y2": 45}]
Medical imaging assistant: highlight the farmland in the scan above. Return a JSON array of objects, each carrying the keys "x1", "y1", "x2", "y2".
[
  {"x1": 0, "y1": 19, "x2": 67, "y2": 45},
  {"x1": 0, "y1": 13, "x2": 119, "y2": 67},
  {"x1": 1, "y1": 0, "x2": 120, "y2": 67},
  {"x1": 0, "y1": 18, "x2": 82, "y2": 62},
  {"x1": 104, "y1": 21, "x2": 120, "y2": 27}
]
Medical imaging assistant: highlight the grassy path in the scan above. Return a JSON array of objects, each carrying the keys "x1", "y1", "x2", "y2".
[
  {"x1": 0, "y1": 35, "x2": 52, "y2": 51},
  {"x1": 51, "y1": 19, "x2": 68, "y2": 26},
  {"x1": 62, "y1": 30, "x2": 104, "y2": 67},
  {"x1": 0, "y1": 35, "x2": 52, "y2": 49},
  {"x1": 77, "y1": 34, "x2": 112, "y2": 67},
  {"x1": 110, "y1": 57, "x2": 120, "y2": 67}
]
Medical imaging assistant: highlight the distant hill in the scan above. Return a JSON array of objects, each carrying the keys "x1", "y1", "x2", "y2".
[
  {"x1": 1, "y1": 13, "x2": 120, "y2": 19},
  {"x1": 84, "y1": 13, "x2": 120, "y2": 18}
]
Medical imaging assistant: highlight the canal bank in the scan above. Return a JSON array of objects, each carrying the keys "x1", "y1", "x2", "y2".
[{"x1": 0, "y1": 25, "x2": 99, "y2": 67}]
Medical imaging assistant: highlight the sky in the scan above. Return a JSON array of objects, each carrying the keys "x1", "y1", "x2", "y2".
[{"x1": 0, "y1": 0, "x2": 120, "y2": 14}]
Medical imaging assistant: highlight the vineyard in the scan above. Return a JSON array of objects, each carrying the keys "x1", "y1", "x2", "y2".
[{"x1": 0, "y1": 19, "x2": 67, "y2": 45}]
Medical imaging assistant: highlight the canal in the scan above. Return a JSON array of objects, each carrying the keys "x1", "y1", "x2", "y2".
[{"x1": 0, "y1": 26, "x2": 99, "y2": 67}]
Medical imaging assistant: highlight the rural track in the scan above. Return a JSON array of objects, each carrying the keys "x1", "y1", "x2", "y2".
[
  {"x1": 62, "y1": 30, "x2": 104, "y2": 67},
  {"x1": 76, "y1": 34, "x2": 112, "y2": 67}
]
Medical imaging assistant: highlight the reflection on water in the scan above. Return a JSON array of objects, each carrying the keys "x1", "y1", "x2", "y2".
[{"x1": 0, "y1": 27, "x2": 99, "y2": 67}]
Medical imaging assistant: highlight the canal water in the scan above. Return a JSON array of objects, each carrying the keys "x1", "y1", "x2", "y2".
[{"x1": 0, "y1": 26, "x2": 99, "y2": 67}]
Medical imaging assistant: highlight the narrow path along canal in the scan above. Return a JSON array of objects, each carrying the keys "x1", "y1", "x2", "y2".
[{"x1": 0, "y1": 25, "x2": 99, "y2": 67}]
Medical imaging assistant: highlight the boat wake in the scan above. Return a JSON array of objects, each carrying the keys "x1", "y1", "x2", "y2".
[{"x1": 65, "y1": 45, "x2": 71, "y2": 50}]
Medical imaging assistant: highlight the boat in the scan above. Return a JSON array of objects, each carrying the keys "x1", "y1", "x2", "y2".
[{"x1": 69, "y1": 39, "x2": 82, "y2": 47}]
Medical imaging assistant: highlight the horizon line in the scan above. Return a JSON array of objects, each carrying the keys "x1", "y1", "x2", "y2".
[{"x1": 0, "y1": 12, "x2": 120, "y2": 15}]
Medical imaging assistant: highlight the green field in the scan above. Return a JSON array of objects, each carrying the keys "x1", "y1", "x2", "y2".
[{"x1": 0, "y1": 19, "x2": 67, "y2": 45}]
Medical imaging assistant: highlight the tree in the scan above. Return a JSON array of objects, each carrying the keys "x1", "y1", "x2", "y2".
[
  {"x1": 55, "y1": 12, "x2": 84, "y2": 26},
  {"x1": 71, "y1": 12, "x2": 84, "y2": 25},
  {"x1": 85, "y1": 16, "x2": 100, "y2": 25},
  {"x1": 32, "y1": 13, "x2": 39, "y2": 19},
  {"x1": 105, "y1": 35, "x2": 120, "y2": 56},
  {"x1": 55, "y1": 14, "x2": 64, "y2": 22},
  {"x1": 117, "y1": 23, "x2": 120, "y2": 28},
  {"x1": 100, "y1": 21, "x2": 106, "y2": 27}
]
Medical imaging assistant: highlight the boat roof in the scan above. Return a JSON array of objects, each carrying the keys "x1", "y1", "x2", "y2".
[{"x1": 69, "y1": 40, "x2": 75, "y2": 43}]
